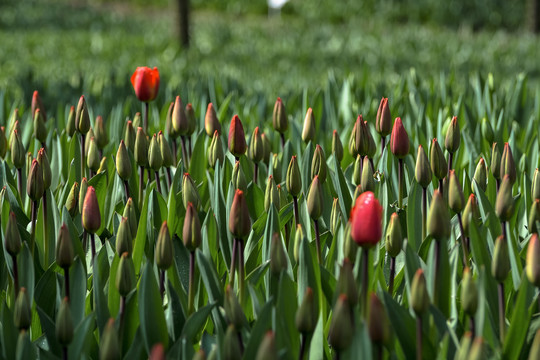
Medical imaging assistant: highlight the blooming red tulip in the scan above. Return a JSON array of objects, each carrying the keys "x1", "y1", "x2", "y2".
[
  {"x1": 390, "y1": 117, "x2": 409, "y2": 158},
  {"x1": 350, "y1": 191, "x2": 382, "y2": 247},
  {"x1": 130, "y1": 67, "x2": 160, "y2": 102}
]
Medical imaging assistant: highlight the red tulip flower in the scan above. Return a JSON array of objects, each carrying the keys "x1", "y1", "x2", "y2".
[
  {"x1": 390, "y1": 117, "x2": 409, "y2": 158},
  {"x1": 350, "y1": 191, "x2": 383, "y2": 247},
  {"x1": 131, "y1": 67, "x2": 160, "y2": 102}
]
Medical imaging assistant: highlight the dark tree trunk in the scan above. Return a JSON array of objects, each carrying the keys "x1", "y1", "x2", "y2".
[
  {"x1": 178, "y1": 0, "x2": 190, "y2": 47},
  {"x1": 528, "y1": 0, "x2": 540, "y2": 33}
]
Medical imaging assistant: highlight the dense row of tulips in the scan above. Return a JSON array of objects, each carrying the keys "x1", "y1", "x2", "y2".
[{"x1": 1, "y1": 66, "x2": 540, "y2": 359}]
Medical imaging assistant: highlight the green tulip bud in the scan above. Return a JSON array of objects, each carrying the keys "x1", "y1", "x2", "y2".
[
  {"x1": 185, "y1": 103, "x2": 197, "y2": 136},
  {"x1": 448, "y1": 170, "x2": 464, "y2": 213},
  {"x1": 116, "y1": 252, "x2": 136, "y2": 297},
  {"x1": 116, "y1": 217, "x2": 133, "y2": 257},
  {"x1": 124, "y1": 120, "x2": 136, "y2": 153},
  {"x1": 495, "y1": 175, "x2": 514, "y2": 222},
  {"x1": 75, "y1": 96, "x2": 90, "y2": 135},
  {"x1": 123, "y1": 197, "x2": 138, "y2": 238},
  {"x1": 232, "y1": 161, "x2": 247, "y2": 192},
  {"x1": 368, "y1": 292, "x2": 391, "y2": 345},
  {"x1": 66, "y1": 106, "x2": 76, "y2": 137},
  {"x1": 25, "y1": 152, "x2": 33, "y2": 179},
  {"x1": 529, "y1": 200, "x2": 540, "y2": 234},
  {"x1": 158, "y1": 131, "x2": 173, "y2": 168},
  {"x1": 427, "y1": 190, "x2": 450, "y2": 240},
  {"x1": 473, "y1": 158, "x2": 487, "y2": 193},
  {"x1": 87, "y1": 137, "x2": 100, "y2": 172},
  {"x1": 286, "y1": 155, "x2": 302, "y2": 197},
  {"x1": 361, "y1": 156, "x2": 374, "y2": 193},
  {"x1": 100, "y1": 318, "x2": 121, "y2": 360},
  {"x1": 183, "y1": 202, "x2": 202, "y2": 251},
  {"x1": 223, "y1": 324, "x2": 242, "y2": 360},
  {"x1": 332, "y1": 130, "x2": 343, "y2": 163},
  {"x1": 461, "y1": 267, "x2": 478, "y2": 316},
  {"x1": 8, "y1": 118, "x2": 20, "y2": 150},
  {"x1": 229, "y1": 189, "x2": 251, "y2": 239},
  {"x1": 293, "y1": 224, "x2": 304, "y2": 263},
  {"x1": 270, "y1": 233, "x2": 287, "y2": 275},
  {"x1": 37, "y1": 148, "x2": 51, "y2": 190},
  {"x1": 352, "y1": 154, "x2": 362, "y2": 186},
  {"x1": 172, "y1": 96, "x2": 189, "y2": 136},
  {"x1": 94, "y1": 115, "x2": 108, "y2": 149},
  {"x1": 481, "y1": 118, "x2": 494, "y2": 144},
  {"x1": 11, "y1": 129, "x2": 25, "y2": 169},
  {"x1": 81, "y1": 186, "x2": 101, "y2": 233},
  {"x1": 56, "y1": 224, "x2": 74, "y2": 269},
  {"x1": 261, "y1": 133, "x2": 271, "y2": 164},
  {"x1": 33, "y1": 109, "x2": 47, "y2": 144},
  {"x1": 336, "y1": 258, "x2": 358, "y2": 306},
  {"x1": 272, "y1": 97, "x2": 288, "y2": 134},
  {"x1": 415, "y1": 145, "x2": 432, "y2": 188},
  {"x1": 365, "y1": 122, "x2": 377, "y2": 159},
  {"x1": 353, "y1": 184, "x2": 363, "y2": 203},
  {"x1": 182, "y1": 173, "x2": 201, "y2": 210},
  {"x1": 500, "y1": 142, "x2": 516, "y2": 184},
  {"x1": 444, "y1": 116, "x2": 461, "y2": 153},
  {"x1": 56, "y1": 297, "x2": 74, "y2": 346},
  {"x1": 302, "y1": 108, "x2": 316, "y2": 143},
  {"x1": 255, "y1": 331, "x2": 277, "y2": 360},
  {"x1": 207, "y1": 130, "x2": 224, "y2": 168},
  {"x1": 0, "y1": 126, "x2": 7, "y2": 158},
  {"x1": 5, "y1": 211, "x2": 21, "y2": 256},
  {"x1": 134, "y1": 127, "x2": 148, "y2": 167},
  {"x1": 248, "y1": 127, "x2": 264, "y2": 163},
  {"x1": 148, "y1": 133, "x2": 163, "y2": 171},
  {"x1": 165, "y1": 101, "x2": 177, "y2": 139},
  {"x1": 348, "y1": 117, "x2": 360, "y2": 157},
  {"x1": 78, "y1": 177, "x2": 88, "y2": 215},
  {"x1": 65, "y1": 182, "x2": 79, "y2": 217},
  {"x1": 204, "y1": 103, "x2": 221, "y2": 137},
  {"x1": 27, "y1": 159, "x2": 44, "y2": 201},
  {"x1": 264, "y1": 175, "x2": 279, "y2": 212},
  {"x1": 490, "y1": 143, "x2": 501, "y2": 180},
  {"x1": 224, "y1": 284, "x2": 245, "y2": 329},
  {"x1": 358, "y1": 116, "x2": 371, "y2": 156},
  {"x1": 492, "y1": 236, "x2": 510, "y2": 283},
  {"x1": 132, "y1": 112, "x2": 142, "y2": 130},
  {"x1": 385, "y1": 212, "x2": 403, "y2": 258},
  {"x1": 277, "y1": 184, "x2": 288, "y2": 210},
  {"x1": 526, "y1": 234, "x2": 540, "y2": 287},
  {"x1": 532, "y1": 169, "x2": 540, "y2": 201},
  {"x1": 307, "y1": 175, "x2": 323, "y2": 220},
  {"x1": 14, "y1": 287, "x2": 31, "y2": 330},
  {"x1": 330, "y1": 198, "x2": 341, "y2": 235},
  {"x1": 116, "y1": 140, "x2": 132, "y2": 180},
  {"x1": 410, "y1": 269, "x2": 430, "y2": 316},
  {"x1": 271, "y1": 153, "x2": 282, "y2": 184},
  {"x1": 376, "y1": 97, "x2": 392, "y2": 136},
  {"x1": 462, "y1": 194, "x2": 480, "y2": 237},
  {"x1": 97, "y1": 157, "x2": 107, "y2": 175},
  {"x1": 342, "y1": 222, "x2": 357, "y2": 261},
  {"x1": 155, "y1": 221, "x2": 173, "y2": 270},
  {"x1": 430, "y1": 138, "x2": 447, "y2": 180},
  {"x1": 328, "y1": 294, "x2": 353, "y2": 351},
  {"x1": 295, "y1": 287, "x2": 318, "y2": 334}
]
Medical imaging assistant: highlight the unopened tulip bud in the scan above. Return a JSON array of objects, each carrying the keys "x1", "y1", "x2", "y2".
[
  {"x1": 100, "y1": 318, "x2": 120, "y2": 360},
  {"x1": 186, "y1": 103, "x2": 197, "y2": 136},
  {"x1": 116, "y1": 140, "x2": 132, "y2": 180},
  {"x1": 444, "y1": 116, "x2": 461, "y2": 153},
  {"x1": 116, "y1": 252, "x2": 135, "y2": 297},
  {"x1": 342, "y1": 222, "x2": 357, "y2": 261},
  {"x1": 183, "y1": 202, "x2": 201, "y2": 251},
  {"x1": 348, "y1": 118, "x2": 360, "y2": 157},
  {"x1": 361, "y1": 156, "x2": 374, "y2": 192},
  {"x1": 75, "y1": 96, "x2": 90, "y2": 135},
  {"x1": 33, "y1": 109, "x2": 47, "y2": 144},
  {"x1": 165, "y1": 101, "x2": 177, "y2": 138},
  {"x1": 56, "y1": 297, "x2": 73, "y2": 346},
  {"x1": 134, "y1": 127, "x2": 148, "y2": 167},
  {"x1": 78, "y1": 177, "x2": 88, "y2": 215},
  {"x1": 427, "y1": 190, "x2": 450, "y2": 240},
  {"x1": 14, "y1": 288, "x2": 31, "y2": 330},
  {"x1": 490, "y1": 143, "x2": 501, "y2": 180},
  {"x1": 462, "y1": 194, "x2": 480, "y2": 237},
  {"x1": 376, "y1": 97, "x2": 392, "y2": 137},
  {"x1": 182, "y1": 173, "x2": 200, "y2": 210},
  {"x1": 277, "y1": 185, "x2": 287, "y2": 210},
  {"x1": 295, "y1": 287, "x2": 318, "y2": 334},
  {"x1": 36, "y1": 148, "x2": 51, "y2": 190},
  {"x1": 255, "y1": 331, "x2": 277, "y2": 360},
  {"x1": 270, "y1": 233, "x2": 287, "y2": 274},
  {"x1": 337, "y1": 258, "x2": 358, "y2": 306},
  {"x1": 155, "y1": 221, "x2": 173, "y2": 270},
  {"x1": 56, "y1": 224, "x2": 74, "y2": 269},
  {"x1": 430, "y1": 138, "x2": 447, "y2": 180},
  {"x1": 352, "y1": 155, "x2": 362, "y2": 185},
  {"x1": 27, "y1": 159, "x2": 44, "y2": 201},
  {"x1": 172, "y1": 96, "x2": 188, "y2": 136},
  {"x1": 224, "y1": 284, "x2": 245, "y2": 329},
  {"x1": 415, "y1": 145, "x2": 432, "y2": 188},
  {"x1": 8, "y1": 118, "x2": 20, "y2": 149},
  {"x1": 82, "y1": 186, "x2": 101, "y2": 233},
  {"x1": 328, "y1": 294, "x2": 353, "y2": 351},
  {"x1": 365, "y1": 122, "x2": 377, "y2": 159},
  {"x1": 529, "y1": 330, "x2": 540, "y2": 360},
  {"x1": 410, "y1": 269, "x2": 430, "y2": 316},
  {"x1": 473, "y1": 158, "x2": 487, "y2": 193},
  {"x1": 293, "y1": 224, "x2": 304, "y2": 263},
  {"x1": 448, "y1": 170, "x2": 464, "y2": 213},
  {"x1": 132, "y1": 112, "x2": 142, "y2": 130},
  {"x1": 307, "y1": 176, "x2": 323, "y2": 220},
  {"x1": 532, "y1": 169, "x2": 540, "y2": 201},
  {"x1": 248, "y1": 127, "x2": 264, "y2": 163},
  {"x1": 123, "y1": 198, "x2": 138, "y2": 237},
  {"x1": 332, "y1": 130, "x2": 343, "y2": 163},
  {"x1": 65, "y1": 182, "x2": 79, "y2": 217},
  {"x1": 204, "y1": 103, "x2": 221, "y2": 136},
  {"x1": 158, "y1": 131, "x2": 173, "y2": 168},
  {"x1": 330, "y1": 198, "x2": 341, "y2": 234},
  {"x1": 272, "y1": 97, "x2": 288, "y2": 134},
  {"x1": 261, "y1": 133, "x2": 271, "y2": 164},
  {"x1": 232, "y1": 161, "x2": 247, "y2": 191},
  {"x1": 495, "y1": 175, "x2": 514, "y2": 222},
  {"x1": 223, "y1": 325, "x2": 241, "y2": 360},
  {"x1": 94, "y1": 116, "x2": 108, "y2": 149},
  {"x1": 208, "y1": 130, "x2": 224, "y2": 168},
  {"x1": 302, "y1": 108, "x2": 315, "y2": 143},
  {"x1": 124, "y1": 120, "x2": 136, "y2": 152},
  {"x1": 116, "y1": 217, "x2": 133, "y2": 257},
  {"x1": 228, "y1": 115, "x2": 247, "y2": 158},
  {"x1": 0, "y1": 126, "x2": 7, "y2": 158},
  {"x1": 5, "y1": 211, "x2": 21, "y2": 256},
  {"x1": 461, "y1": 267, "x2": 478, "y2": 316},
  {"x1": 390, "y1": 117, "x2": 409, "y2": 158},
  {"x1": 264, "y1": 176, "x2": 279, "y2": 211},
  {"x1": 368, "y1": 293, "x2": 391, "y2": 345},
  {"x1": 229, "y1": 189, "x2": 251, "y2": 238},
  {"x1": 66, "y1": 106, "x2": 76, "y2": 137},
  {"x1": 148, "y1": 134, "x2": 163, "y2": 171},
  {"x1": 25, "y1": 152, "x2": 33, "y2": 178},
  {"x1": 32, "y1": 90, "x2": 46, "y2": 122},
  {"x1": 385, "y1": 212, "x2": 403, "y2": 258},
  {"x1": 358, "y1": 117, "x2": 370, "y2": 156},
  {"x1": 11, "y1": 130, "x2": 25, "y2": 169},
  {"x1": 492, "y1": 236, "x2": 510, "y2": 282},
  {"x1": 311, "y1": 145, "x2": 327, "y2": 183},
  {"x1": 84, "y1": 128, "x2": 94, "y2": 157},
  {"x1": 500, "y1": 142, "x2": 516, "y2": 184},
  {"x1": 286, "y1": 156, "x2": 302, "y2": 197},
  {"x1": 271, "y1": 154, "x2": 282, "y2": 184},
  {"x1": 481, "y1": 118, "x2": 494, "y2": 144},
  {"x1": 87, "y1": 137, "x2": 100, "y2": 172},
  {"x1": 526, "y1": 234, "x2": 540, "y2": 287},
  {"x1": 529, "y1": 200, "x2": 540, "y2": 234},
  {"x1": 97, "y1": 156, "x2": 107, "y2": 175}
]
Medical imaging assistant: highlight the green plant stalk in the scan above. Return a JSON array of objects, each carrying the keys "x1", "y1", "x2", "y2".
[
  {"x1": 237, "y1": 331, "x2": 244, "y2": 354},
  {"x1": 380, "y1": 136, "x2": 386, "y2": 156},
  {"x1": 171, "y1": 140, "x2": 178, "y2": 165},
  {"x1": 30, "y1": 200, "x2": 38, "y2": 257},
  {"x1": 502, "y1": 221, "x2": 507, "y2": 240},
  {"x1": 398, "y1": 158, "x2": 404, "y2": 208},
  {"x1": 188, "y1": 137, "x2": 193, "y2": 160},
  {"x1": 180, "y1": 136, "x2": 188, "y2": 168},
  {"x1": 416, "y1": 315, "x2": 423, "y2": 360},
  {"x1": 188, "y1": 250, "x2": 196, "y2": 316},
  {"x1": 64, "y1": 267, "x2": 70, "y2": 300},
  {"x1": 448, "y1": 152, "x2": 453, "y2": 173},
  {"x1": 62, "y1": 346, "x2": 68, "y2": 360},
  {"x1": 498, "y1": 282, "x2": 505, "y2": 343},
  {"x1": 82, "y1": 230, "x2": 88, "y2": 256},
  {"x1": 314, "y1": 220, "x2": 322, "y2": 264},
  {"x1": 470, "y1": 315, "x2": 476, "y2": 338},
  {"x1": 293, "y1": 196, "x2": 300, "y2": 227},
  {"x1": 138, "y1": 166, "x2": 144, "y2": 210},
  {"x1": 280, "y1": 133, "x2": 285, "y2": 150},
  {"x1": 42, "y1": 192, "x2": 49, "y2": 267},
  {"x1": 159, "y1": 269, "x2": 165, "y2": 300},
  {"x1": 165, "y1": 167, "x2": 172, "y2": 191},
  {"x1": 123, "y1": 179, "x2": 130, "y2": 203},
  {"x1": 119, "y1": 295, "x2": 126, "y2": 349},
  {"x1": 496, "y1": 178, "x2": 501, "y2": 194},
  {"x1": 362, "y1": 247, "x2": 369, "y2": 318},
  {"x1": 438, "y1": 178, "x2": 444, "y2": 197},
  {"x1": 238, "y1": 238, "x2": 245, "y2": 306},
  {"x1": 253, "y1": 163, "x2": 258, "y2": 185},
  {"x1": 11, "y1": 254, "x2": 19, "y2": 297},
  {"x1": 143, "y1": 102, "x2": 149, "y2": 134},
  {"x1": 17, "y1": 168, "x2": 23, "y2": 202},
  {"x1": 421, "y1": 186, "x2": 427, "y2": 241},
  {"x1": 299, "y1": 333, "x2": 307, "y2": 360},
  {"x1": 80, "y1": 133, "x2": 86, "y2": 180},
  {"x1": 229, "y1": 238, "x2": 238, "y2": 286},
  {"x1": 154, "y1": 171, "x2": 162, "y2": 194},
  {"x1": 90, "y1": 232, "x2": 96, "y2": 263},
  {"x1": 389, "y1": 256, "x2": 396, "y2": 295},
  {"x1": 457, "y1": 213, "x2": 469, "y2": 266},
  {"x1": 433, "y1": 240, "x2": 441, "y2": 308}
]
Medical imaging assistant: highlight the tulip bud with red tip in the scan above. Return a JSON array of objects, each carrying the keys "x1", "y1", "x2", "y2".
[
  {"x1": 130, "y1": 66, "x2": 160, "y2": 102},
  {"x1": 495, "y1": 175, "x2": 514, "y2": 222},
  {"x1": 183, "y1": 202, "x2": 202, "y2": 251},
  {"x1": 182, "y1": 173, "x2": 201, "y2": 210},
  {"x1": 33, "y1": 109, "x2": 47, "y2": 144},
  {"x1": 348, "y1": 117, "x2": 360, "y2": 157},
  {"x1": 307, "y1": 175, "x2": 323, "y2": 220},
  {"x1": 311, "y1": 144, "x2": 327, "y2": 183},
  {"x1": 94, "y1": 115, "x2": 108, "y2": 150},
  {"x1": 27, "y1": 159, "x2": 44, "y2": 201},
  {"x1": 248, "y1": 127, "x2": 264, "y2": 163},
  {"x1": 228, "y1": 115, "x2": 247, "y2": 158},
  {"x1": 500, "y1": 142, "x2": 516, "y2": 184},
  {"x1": 427, "y1": 190, "x2": 450, "y2": 240},
  {"x1": 368, "y1": 293, "x2": 391, "y2": 345},
  {"x1": 445, "y1": 116, "x2": 461, "y2": 153},
  {"x1": 264, "y1": 175, "x2": 279, "y2": 211},
  {"x1": 272, "y1": 97, "x2": 288, "y2": 134},
  {"x1": 148, "y1": 133, "x2": 163, "y2": 171},
  {"x1": 462, "y1": 194, "x2": 480, "y2": 237},
  {"x1": 11, "y1": 129, "x2": 25, "y2": 169},
  {"x1": 32, "y1": 90, "x2": 46, "y2": 122},
  {"x1": 473, "y1": 158, "x2": 487, "y2": 193},
  {"x1": 229, "y1": 189, "x2": 251, "y2": 239},
  {"x1": 430, "y1": 138, "x2": 447, "y2": 180},
  {"x1": 490, "y1": 143, "x2": 501, "y2": 180},
  {"x1": 350, "y1": 191, "x2": 382, "y2": 248},
  {"x1": 185, "y1": 103, "x2": 196, "y2": 136},
  {"x1": 5, "y1": 211, "x2": 21, "y2": 256},
  {"x1": 172, "y1": 96, "x2": 188, "y2": 136},
  {"x1": 256, "y1": 331, "x2": 277, "y2": 360},
  {"x1": 124, "y1": 120, "x2": 136, "y2": 152},
  {"x1": 82, "y1": 186, "x2": 101, "y2": 233},
  {"x1": 155, "y1": 221, "x2": 173, "y2": 270},
  {"x1": 328, "y1": 294, "x2": 353, "y2": 351},
  {"x1": 37, "y1": 148, "x2": 51, "y2": 190},
  {"x1": 205, "y1": 103, "x2": 221, "y2": 136},
  {"x1": 100, "y1": 318, "x2": 121, "y2": 360},
  {"x1": 376, "y1": 97, "x2": 392, "y2": 137},
  {"x1": 123, "y1": 198, "x2": 138, "y2": 237},
  {"x1": 56, "y1": 224, "x2": 74, "y2": 269},
  {"x1": 302, "y1": 108, "x2": 316, "y2": 143},
  {"x1": 390, "y1": 117, "x2": 409, "y2": 158}
]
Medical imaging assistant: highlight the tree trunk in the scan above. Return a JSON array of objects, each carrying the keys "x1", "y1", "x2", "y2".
[
  {"x1": 178, "y1": 0, "x2": 190, "y2": 47},
  {"x1": 527, "y1": 0, "x2": 540, "y2": 33}
]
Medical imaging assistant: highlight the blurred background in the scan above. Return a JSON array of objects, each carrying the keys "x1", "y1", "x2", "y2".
[{"x1": 0, "y1": 0, "x2": 537, "y2": 114}]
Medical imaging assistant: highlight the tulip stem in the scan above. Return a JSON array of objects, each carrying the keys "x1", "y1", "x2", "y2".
[
  {"x1": 398, "y1": 158, "x2": 404, "y2": 208},
  {"x1": 119, "y1": 295, "x2": 126, "y2": 350},
  {"x1": 180, "y1": 136, "x2": 189, "y2": 168},
  {"x1": 159, "y1": 269, "x2": 165, "y2": 300},
  {"x1": 11, "y1": 254, "x2": 19, "y2": 297},
  {"x1": 438, "y1": 178, "x2": 444, "y2": 197},
  {"x1": 62, "y1": 346, "x2": 68, "y2": 360},
  {"x1": 457, "y1": 213, "x2": 469, "y2": 266},
  {"x1": 80, "y1": 133, "x2": 86, "y2": 179},
  {"x1": 421, "y1": 187, "x2": 427, "y2": 241},
  {"x1": 389, "y1": 256, "x2": 396, "y2": 295},
  {"x1": 17, "y1": 168, "x2": 23, "y2": 202},
  {"x1": 188, "y1": 250, "x2": 196, "y2": 316},
  {"x1": 188, "y1": 137, "x2": 193, "y2": 160},
  {"x1": 361, "y1": 247, "x2": 369, "y2": 318},
  {"x1": 138, "y1": 166, "x2": 144, "y2": 210},
  {"x1": 172, "y1": 140, "x2": 178, "y2": 165},
  {"x1": 237, "y1": 331, "x2": 244, "y2": 354},
  {"x1": 448, "y1": 152, "x2": 454, "y2": 173},
  {"x1": 280, "y1": 133, "x2": 285, "y2": 149},
  {"x1": 143, "y1": 102, "x2": 149, "y2": 134},
  {"x1": 496, "y1": 178, "x2": 501, "y2": 194},
  {"x1": 253, "y1": 163, "x2": 258, "y2": 185},
  {"x1": 299, "y1": 333, "x2": 307, "y2": 360},
  {"x1": 293, "y1": 196, "x2": 300, "y2": 227},
  {"x1": 166, "y1": 167, "x2": 172, "y2": 191},
  {"x1": 498, "y1": 282, "x2": 505, "y2": 343},
  {"x1": 64, "y1": 267, "x2": 70, "y2": 300},
  {"x1": 380, "y1": 136, "x2": 386, "y2": 156},
  {"x1": 89, "y1": 169, "x2": 94, "y2": 179},
  {"x1": 416, "y1": 315, "x2": 423, "y2": 360},
  {"x1": 43, "y1": 191, "x2": 49, "y2": 267},
  {"x1": 433, "y1": 240, "x2": 441, "y2": 308},
  {"x1": 30, "y1": 200, "x2": 38, "y2": 257},
  {"x1": 123, "y1": 180, "x2": 130, "y2": 203},
  {"x1": 154, "y1": 171, "x2": 162, "y2": 194},
  {"x1": 238, "y1": 238, "x2": 245, "y2": 306},
  {"x1": 314, "y1": 220, "x2": 322, "y2": 264},
  {"x1": 229, "y1": 238, "x2": 238, "y2": 286},
  {"x1": 470, "y1": 316, "x2": 476, "y2": 338},
  {"x1": 90, "y1": 233, "x2": 96, "y2": 263},
  {"x1": 501, "y1": 221, "x2": 507, "y2": 240},
  {"x1": 82, "y1": 230, "x2": 88, "y2": 256}
]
